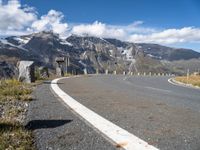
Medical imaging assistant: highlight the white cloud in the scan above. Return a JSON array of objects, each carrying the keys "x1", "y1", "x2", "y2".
[
  {"x1": 72, "y1": 21, "x2": 126, "y2": 39},
  {"x1": 71, "y1": 21, "x2": 200, "y2": 45},
  {"x1": 31, "y1": 10, "x2": 68, "y2": 37},
  {"x1": 128, "y1": 27, "x2": 200, "y2": 44},
  {"x1": 108, "y1": 21, "x2": 156, "y2": 34},
  {"x1": 71, "y1": 21, "x2": 153, "y2": 40},
  {"x1": 72, "y1": 20, "x2": 200, "y2": 45},
  {"x1": 0, "y1": 0, "x2": 68, "y2": 37},
  {"x1": 0, "y1": 0, "x2": 37, "y2": 35},
  {"x1": 0, "y1": 0, "x2": 200, "y2": 48}
]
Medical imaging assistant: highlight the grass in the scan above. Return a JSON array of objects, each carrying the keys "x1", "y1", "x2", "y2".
[
  {"x1": 0, "y1": 121, "x2": 34, "y2": 150},
  {"x1": 175, "y1": 75, "x2": 200, "y2": 87},
  {"x1": 0, "y1": 79, "x2": 33, "y2": 101},
  {"x1": 0, "y1": 79, "x2": 35, "y2": 150}
]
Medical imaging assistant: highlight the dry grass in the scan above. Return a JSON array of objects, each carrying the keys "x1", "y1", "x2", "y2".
[
  {"x1": 0, "y1": 121, "x2": 34, "y2": 150},
  {"x1": 0, "y1": 79, "x2": 32, "y2": 101},
  {"x1": 175, "y1": 75, "x2": 200, "y2": 87},
  {"x1": 0, "y1": 79, "x2": 35, "y2": 150}
]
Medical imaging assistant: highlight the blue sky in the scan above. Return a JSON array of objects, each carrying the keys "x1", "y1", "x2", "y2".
[
  {"x1": 21, "y1": 0, "x2": 200, "y2": 28},
  {"x1": 1, "y1": 0, "x2": 200, "y2": 52}
]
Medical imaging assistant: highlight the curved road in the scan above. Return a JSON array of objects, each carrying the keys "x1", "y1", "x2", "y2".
[{"x1": 57, "y1": 75, "x2": 200, "y2": 150}]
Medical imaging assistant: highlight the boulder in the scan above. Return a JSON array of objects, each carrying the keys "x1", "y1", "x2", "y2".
[{"x1": 18, "y1": 61, "x2": 35, "y2": 83}]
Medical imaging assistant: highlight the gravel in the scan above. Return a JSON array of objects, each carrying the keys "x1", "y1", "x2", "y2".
[{"x1": 0, "y1": 100, "x2": 28, "y2": 123}]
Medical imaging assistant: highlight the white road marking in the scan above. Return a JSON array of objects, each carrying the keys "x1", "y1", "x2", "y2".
[
  {"x1": 168, "y1": 78, "x2": 182, "y2": 87},
  {"x1": 123, "y1": 77, "x2": 127, "y2": 81},
  {"x1": 51, "y1": 77, "x2": 159, "y2": 150},
  {"x1": 168, "y1": 78, "x2": 200, "y2": 90},
  {"x1": 145, "y1": 86, "x2": 171, "y2": 93}
]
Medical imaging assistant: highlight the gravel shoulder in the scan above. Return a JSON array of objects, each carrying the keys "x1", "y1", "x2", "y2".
[{"x1": 25, "y1": 81, "x2": 116, "y2": 150}]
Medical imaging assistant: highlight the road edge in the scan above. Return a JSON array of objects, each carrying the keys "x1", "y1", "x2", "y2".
[{"x1": 168, "y1": 78, "x2": 200, "y2": 90}]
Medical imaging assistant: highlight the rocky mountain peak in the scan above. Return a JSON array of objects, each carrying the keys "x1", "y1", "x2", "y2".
[{"x1": 0, "y1": 31, "x2": 200, "y2": 78}]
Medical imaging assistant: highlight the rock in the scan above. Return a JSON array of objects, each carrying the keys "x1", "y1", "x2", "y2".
[
  {"x1": 18, "y1": 61, "x2": 35, "y2": 83},
  {"x1": 0, "y1": 61, "x2": 17, "y2": 79}
]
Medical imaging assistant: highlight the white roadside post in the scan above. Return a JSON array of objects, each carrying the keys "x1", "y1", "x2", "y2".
[
  {"x1": 84, "y1": 68, "x2": 87, "y2": 75},
  {"x1": 149, "y1": 72, "x2": 152, "y2": 76},
  {"x1": 123, "y1": 71, "x2": 126, "y2": 75},
  {"x1": 105, "y1": 69, "x2": 108, "y2": 75},
  {"x1": 96, "y1": 69, "x2": 99, "y2": 75},
  {"x1": 187, "y1": 69, "x2": 190, "y2": 84}
]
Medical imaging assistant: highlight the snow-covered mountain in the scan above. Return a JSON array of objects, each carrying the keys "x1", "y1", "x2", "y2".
[{"x1": 0, "y1": 31, "x2": 200, "y2": 78}]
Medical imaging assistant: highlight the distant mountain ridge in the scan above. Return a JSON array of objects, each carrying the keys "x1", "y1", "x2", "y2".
[{"x1": 0, "y1": 31, "x2": 200, "y2": 78}]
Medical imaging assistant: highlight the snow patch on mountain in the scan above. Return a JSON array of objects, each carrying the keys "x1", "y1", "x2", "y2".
[
  {"x1": 79, "y1": 60, "x2": 87, "y2": 67},
  {"x1": 0, "y1": 39, "x2": 29, "y2": 52},
  {"x1": 147, "y1": 54, "x2": 162, "y2": 59},
  {"x1": 60, "y1": 40, "x2": 72, "y2": 46},
  {"x1": 14, "y1": 37, "x2": 31, "y2": 44}
]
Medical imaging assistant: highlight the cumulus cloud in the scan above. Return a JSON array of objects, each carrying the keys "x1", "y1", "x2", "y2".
[
  {"x1": 0, "y1": 0, "x2": 37, "y2": 35},
  {"x1": 0, "y1": 0, "x2": 68, "y2": 37},
  {"x1": 71, "y1": 21, "x2": 159, "y2": 41},
  {"x1": 72, "y1": 21, "x2": 126, "y2": 39},
  {"x1": 1, "y1": 0, "x2": 200, "y2": 48},
  {"x1": 31, "y1": 10, "x2": 68, "y2": 37},
  {"x1": 128, "y1": 27, "x2": 200, "y2": 44},
  {"x1": 72, "y1": 21, "x2": 200, "y2": 45}
]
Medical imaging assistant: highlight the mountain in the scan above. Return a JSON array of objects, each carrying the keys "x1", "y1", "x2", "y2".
[
  {"x1": 0, "y1": 31, "x2": 200, "y2": 78},
  {"x1": 137, "y1": 43, "x2": 200, "y2": 61}
]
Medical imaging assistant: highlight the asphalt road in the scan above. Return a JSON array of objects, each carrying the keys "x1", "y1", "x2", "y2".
[{"x1": 57, "y1": 75, "x2": 200, "y2": 150}]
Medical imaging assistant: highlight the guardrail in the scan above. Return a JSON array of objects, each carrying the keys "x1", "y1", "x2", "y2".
[
  {"x1": 82, "y1": 68, "x2": 175, "y2": 76},
  {"x1": 99, "y1": 70, "x2": 174, "y2": 76}
]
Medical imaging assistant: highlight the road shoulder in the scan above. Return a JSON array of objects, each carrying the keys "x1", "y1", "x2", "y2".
[{"x1": 25, "y1": 81, "x2": 115, "y2": 150}]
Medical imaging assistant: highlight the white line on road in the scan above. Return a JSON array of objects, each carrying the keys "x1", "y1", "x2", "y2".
[
  {"x1": 168, "y1": 78, "x2": 200, "y2": 90},
  {"x1": 51, "y1": 77, "x2": 159, "y2": 150},
  {"x1": 123, "y1": 76, "x2": 128, "y2": 81},
  {"x1": 145, "y1": 86, "x2": 171, "y2": 93}
]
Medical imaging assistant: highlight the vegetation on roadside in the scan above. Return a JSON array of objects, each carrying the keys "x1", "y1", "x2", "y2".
[
  {"x1": 175, "y1": 75, "x2": 200, "y2": 87},
  {"x1": 0, "y1": 80, "x2": 33, "y2": 101},
  {"x1": 0, "y1": 79, "x2": 35, "y2": 150}
]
